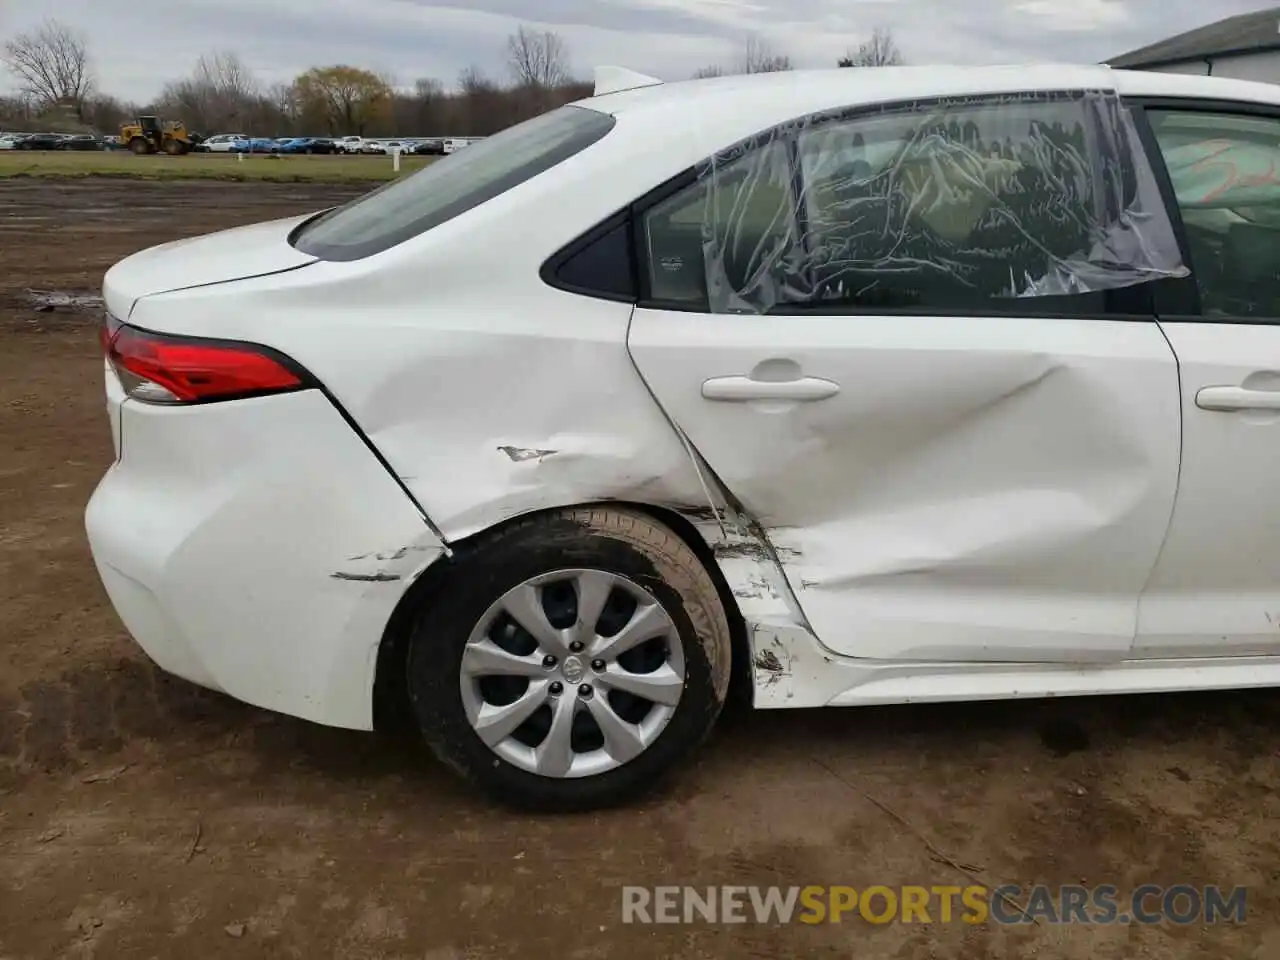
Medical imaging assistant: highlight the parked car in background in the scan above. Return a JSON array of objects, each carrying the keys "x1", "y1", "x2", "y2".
[
  {"x1": 232, "y1": 137, "x2": 282, "y2": 154},
  {"x1": 277, "y1": 137, "x2": 337, "y2": 154},
  {"x1": 412, "y1": 138, "x2": 444, "y2": 155},
  {"x1": 62, "y1": 134, "x2": 103, "y2": 151},
  {"x1": 16, "y1": 133, "x2": 68, "y2": 150},
  {"x1": 0, "y1": 133, "x2": 26, "y2": 150},
  {"x1": 102, "y1": 135, "x2": 122, "y2": 150},
  {"x1": 198, "y1": 133, "x2": 248, "y2": 153},
  {"x1": 442, "y1": 138, "x2": 472, "y2": 154},
  {"x1": 359, "y1": 139, "x2": 387, "y2": 154},
  {"x1": 334, "y1": 136, "x2": 364, "y2": 154}
]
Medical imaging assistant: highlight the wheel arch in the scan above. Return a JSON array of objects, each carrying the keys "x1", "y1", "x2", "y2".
[{"x1": 371, "y1": 500, "x2": 752, "y2": 735}]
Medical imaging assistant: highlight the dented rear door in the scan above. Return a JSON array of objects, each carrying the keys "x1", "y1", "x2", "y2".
[
  {"x1": 628, "y1": 311, "x2": 1179, "y2": 663},
  {"x1": 626, "y1": 89, "x2": 1188, "y2": 664}
]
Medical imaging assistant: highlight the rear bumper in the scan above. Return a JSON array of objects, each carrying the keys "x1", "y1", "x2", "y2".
[{"x1": 85, "y1": 378, "x2": 445, "y2": 730}]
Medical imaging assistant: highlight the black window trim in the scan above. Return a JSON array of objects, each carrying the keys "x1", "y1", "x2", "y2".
[
  {"x1": 538, "y1": 208, "x2": 639, "y2": 304},
  {"x1": 537, "y1": 168, "x2": 703, "y2": 306},
  {"x1": 623, "y1": 88, "x2": 1167, "y2": 322},
  {"x1": 1127, "y1": 95, "x2": 1280, "y2": 326}
]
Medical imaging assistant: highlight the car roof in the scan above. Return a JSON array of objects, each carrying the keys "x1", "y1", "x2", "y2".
[
  {"x1": 585, "y1": 64, "x2": 1278, "y2": 119},
  {"x1": 1110, "y1": 67, "x2": 1280, "y2": 104},
  {"x1": 573, "y1": 64, "x2": 1280, "y2": 161}
]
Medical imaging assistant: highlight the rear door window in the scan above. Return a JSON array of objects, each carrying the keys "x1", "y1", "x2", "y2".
[
  {"x1": 292, "y1": 105, "x2": 615, "y2": 262},
  {"x1": 641, "y1": 91, "x2": 1186, "y2": 315}
]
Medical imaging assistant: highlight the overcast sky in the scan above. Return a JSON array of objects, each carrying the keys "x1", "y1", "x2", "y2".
[{"x1": 2, "y1": 0, "x2": 1275, "y2": 102}]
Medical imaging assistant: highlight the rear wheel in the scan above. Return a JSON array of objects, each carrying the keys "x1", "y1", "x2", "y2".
[
  {"x1": 406, "y1": 507, "x2": 733, "y2": 811},
  {"x1": 162, "y1": 137, "x2": 182, "y2": 156},
  {"x1": 129, "y1": 137, "x2": 151, "y2": 155}
]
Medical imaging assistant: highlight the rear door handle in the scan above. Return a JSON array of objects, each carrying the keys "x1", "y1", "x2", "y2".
[
  {"x1": 1196, "y1": 386, "x2": 1280, "y2": 412},
  {"x1": 701, "y1": 375, "x2": 840, "y2": 403}
]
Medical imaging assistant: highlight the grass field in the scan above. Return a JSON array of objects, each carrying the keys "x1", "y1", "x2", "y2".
[{"x1": 0, "y1": 149, "x2": 435, "y2": 182}]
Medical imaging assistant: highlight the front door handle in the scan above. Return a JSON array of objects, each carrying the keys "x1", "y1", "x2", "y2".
[
  {"x1": 1196, "y1": 386, "x2": 1280, "y2": 412},
  {"x1": 702, "y1": 375, "x2": 840, "y2": 403}
]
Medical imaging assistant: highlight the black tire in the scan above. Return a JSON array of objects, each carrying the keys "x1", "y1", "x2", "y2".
[{"x1": 406, "y1": 507, "x2": 733, "y2": 812}]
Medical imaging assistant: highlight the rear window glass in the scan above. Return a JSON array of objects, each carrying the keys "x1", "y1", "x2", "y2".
[{"x1": 291, "y1": 105, "x2": 615, "y2": 261}]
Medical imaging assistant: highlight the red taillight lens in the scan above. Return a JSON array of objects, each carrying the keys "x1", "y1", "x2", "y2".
[
  {"x1": 102, "y1": 321, "x2": 308, "y2": 404},
  {"x1": 99, "y1": 313, "x2": 122, "y2": 354}
]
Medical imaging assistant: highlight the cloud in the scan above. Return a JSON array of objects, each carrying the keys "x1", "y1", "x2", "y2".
[
  {"x1": 1014, "y1": 0, "x2": 1128, "y2": 33},
  {"x1": 1, "y1": 0, "x2": 1271, "y2": 103}
]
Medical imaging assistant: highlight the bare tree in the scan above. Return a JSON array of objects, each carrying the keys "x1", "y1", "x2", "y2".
[
  {"x1": 266, "y1": 82, "x2": 298, "y2": 123},
  {"x1": 692, "y1": 65, "x2": 725, "y2": 79},
  {"x1": 458, "y1": 65, "x2": 497, "y2": 97},
  {"x1": 193, "y1": 51, "x2": 258, "y2": 101},
  {"x1": 456, "y1": 65, "x2": 509, "y2": 135},
  {"x1": 80, "y1": 93, "x2": 134, "y2": 133},
  {"x1": 415, "y1": 77, "x2": 444, "y2": 101},
  {"x1": 741, "y1": 36, "x2": 792, "y2": 74},
  {"x1": 506, "y1": 26, "x2": 569, "y2": 89},
  {"x1": 157, "y1": 51, "x2": 261, "y2": 132},
  {"x1": 839, "y1": 28, "x2": 905, "y2": 67},
  {"x1": 409, "y1": 77, "x2": 446, "y2": 132},
  {"x1": 0, "y1": 93, "x2": 36, "y2": 128},
  {"x1": 2, "y1": 19, "x2": 94, "y2": 115}
]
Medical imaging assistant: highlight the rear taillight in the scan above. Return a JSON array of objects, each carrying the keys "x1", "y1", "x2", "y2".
[{"x1": 100, "y1": 318, "x2": 310, "y2": 405}]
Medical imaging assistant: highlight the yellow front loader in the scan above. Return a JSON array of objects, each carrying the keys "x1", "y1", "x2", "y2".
[{"x1": 120, "y1": 116, "x2": 197, "y2": 155}]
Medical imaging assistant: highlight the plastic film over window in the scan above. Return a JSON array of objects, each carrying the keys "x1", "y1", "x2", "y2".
[{"x1": 668, "y1": 90, "x2": 1189, "y2": 314}]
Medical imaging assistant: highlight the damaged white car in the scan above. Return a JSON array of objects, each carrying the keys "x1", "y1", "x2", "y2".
[{"x1": 87, "y1": 64, "x2": 1280, "y2": 810}]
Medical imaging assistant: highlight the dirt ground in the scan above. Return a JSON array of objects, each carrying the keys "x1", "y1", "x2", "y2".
[{"x1": 1, "y1": 178, "x2": 1278, "y2": 959}]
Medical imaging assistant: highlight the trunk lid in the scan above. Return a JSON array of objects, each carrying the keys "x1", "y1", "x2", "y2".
[{"x1": 103, "y1": 213, "x2": 319, "y2": 319}]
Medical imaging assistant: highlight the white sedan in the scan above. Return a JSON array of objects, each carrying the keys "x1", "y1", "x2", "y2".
[
  {"x1": 87, "y1": 64, "x2": 1280, "y2": 811},
  {"x1": 201, "y1": 133, "x2": 248, "y2": 153}
]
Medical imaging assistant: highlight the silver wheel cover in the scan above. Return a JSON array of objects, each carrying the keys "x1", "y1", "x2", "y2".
[{"x1": 459, "y1": 569, "x2": 686, "y2": 779}]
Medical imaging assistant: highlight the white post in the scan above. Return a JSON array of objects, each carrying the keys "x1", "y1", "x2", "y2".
[
  {"x1": 237, "y1": 151, "x2": 243, "y2": 163},
  {"x1": 392, "y1": 146, "x2": 401, "y2": 172}
]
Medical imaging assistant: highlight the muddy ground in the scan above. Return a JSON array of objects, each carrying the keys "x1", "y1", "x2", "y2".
[{"x1": 1, "y1": 178, "x2": 1278, "y2": 959}]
